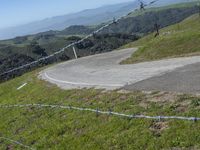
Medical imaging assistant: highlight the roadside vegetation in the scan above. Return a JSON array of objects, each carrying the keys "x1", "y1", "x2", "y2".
[
  {"x1": 121, "y1": 14, "x2": 200, "y2": 64},
  {"x1": 0, "y1": 68, "x2": 200, "y2": 149}
]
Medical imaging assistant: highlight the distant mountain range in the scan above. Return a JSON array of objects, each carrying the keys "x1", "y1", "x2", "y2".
[{"x1": 0, "y1": 0, "x2": 196, "y2": 40}]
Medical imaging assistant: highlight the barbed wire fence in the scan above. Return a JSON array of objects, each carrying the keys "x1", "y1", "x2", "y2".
[
  {"x1": 1, "y1": 0, "x2": 199, "y2": 80},
  {"x1": 0, "y1": 0, "x2": 160, "y2": 78},
  {"x1": 0, "y1": 16, "x2": 117, "y2": 78},
  {"x1": 0, "y1": 102, "x2": 199, "y2": 149},
  {"x1": 0, "y1": 136, "x2": 35, "y2": 150},
  {"x1": 0, "y1": 104, "x2": 199, "y2": 122},
  {"x1": 0, "y1": 1, "x2": 200, "y2": 149},
  {"x1": 1, "y1": 0, "x2": 199, "y2": 82}
]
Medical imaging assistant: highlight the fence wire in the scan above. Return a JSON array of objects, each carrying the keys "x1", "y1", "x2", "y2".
[
  {"x1": 0, "y1": 18, "x2": 119, "y2": 76},
  {"x1": 0, "y1": 0, "x2": 161, "y2": 77},
  {"x1": 0, "y1": 104, "x2": 199, "y2": 122}
]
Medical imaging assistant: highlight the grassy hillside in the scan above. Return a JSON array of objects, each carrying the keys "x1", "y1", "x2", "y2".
[
  {"x1": 126, "y1": 1, "x2": 199, "y2": 18},
  {"x1": 1, "y1": 65, "x2": 200, "y2": 149},
  {"x1": 121, "y1": 14, "x2": 200, "y2": 64}
]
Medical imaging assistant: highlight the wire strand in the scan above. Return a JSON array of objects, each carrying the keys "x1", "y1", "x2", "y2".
[
  {"x1": 0, "y1": 104, "x2": 199, "y2": 122},
  {"x1": 0, "y1": 0, "x2": 162, "y2": 77}
]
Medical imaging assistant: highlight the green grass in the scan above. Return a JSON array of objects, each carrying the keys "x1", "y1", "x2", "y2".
[
  {"x1": 126, "y1": 1, "x2": 199, "y2": 18},
  {"x1": 121, "y1": 14, "x2": 200, "y2": 64},
  {"x1": 126, "y1": 1, "x2": 198, "y2": 18},
  {"x1": 0, "y1": 67, "x2": 200, "y2": 149}
]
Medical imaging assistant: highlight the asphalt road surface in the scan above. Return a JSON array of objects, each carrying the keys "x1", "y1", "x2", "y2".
[
  {"x1": 124, "y1": 62, "x2": 200, "y2": 94},
  {"x1": 40, "y1": 48, "x2": 200, "y2": 92}
]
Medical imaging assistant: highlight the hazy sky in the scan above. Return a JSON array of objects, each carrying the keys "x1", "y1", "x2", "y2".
[{"x1": 0, "y1": 0, "x2": 132, "y2": 29}]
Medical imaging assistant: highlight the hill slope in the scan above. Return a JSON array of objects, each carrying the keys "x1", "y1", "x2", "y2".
[
  {"x1": 1, "y1": 61, "x2": 200, "y2": 149},
  {"x1": 122, "y1": 13, "x2": 200, "y2": 64},
  {"x1": 0, "y1": 0, "x2": 195, "y2": 40}
]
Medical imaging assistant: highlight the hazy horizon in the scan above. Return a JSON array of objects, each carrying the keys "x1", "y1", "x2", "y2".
[{"x1": 0, "y1": 0, "x2": 133, "y2": 29}]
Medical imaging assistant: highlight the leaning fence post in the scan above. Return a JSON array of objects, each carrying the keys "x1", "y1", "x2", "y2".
[{"x1": 72, "y1": 47, "x2": 78, "y2": 59}]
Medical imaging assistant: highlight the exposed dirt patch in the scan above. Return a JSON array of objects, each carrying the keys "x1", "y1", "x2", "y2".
[
  {"x1": 150, "y1": 121, "x2": 169, "y2": 137},
  {"x1": 147, "y1": 92, "x2": 177, "y2": 103},
  {"x1": 139, "y1": 91, "x2": 178, "y2": 108}
]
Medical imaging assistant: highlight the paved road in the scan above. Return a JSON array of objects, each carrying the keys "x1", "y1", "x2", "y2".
[
  {"x1": 39, "y1": 48, "x2": 200, "y2": 91},
  {"x1": 124, "y1": 62, "x2": 200, "y2": 94}
]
